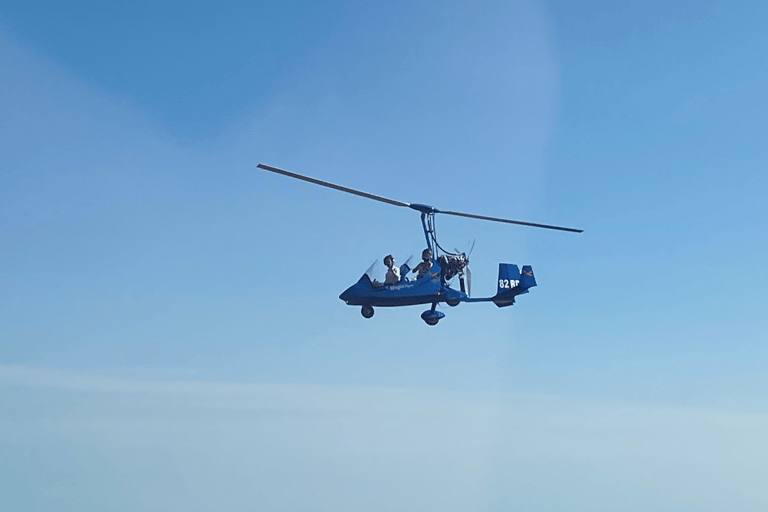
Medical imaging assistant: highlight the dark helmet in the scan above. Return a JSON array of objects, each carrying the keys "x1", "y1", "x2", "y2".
[{"x1": 421, "y1": 248, "x2": 433, "y2": 260}]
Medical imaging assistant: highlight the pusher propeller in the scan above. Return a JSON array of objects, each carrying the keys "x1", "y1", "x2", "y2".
[{"x1": 257, "y1": 163, "x2": 582, "y2": 233}]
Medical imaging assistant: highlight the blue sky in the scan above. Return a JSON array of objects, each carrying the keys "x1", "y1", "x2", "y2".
[{"x1": 2, "y1": 1, "x2": 768, "y2": 510}]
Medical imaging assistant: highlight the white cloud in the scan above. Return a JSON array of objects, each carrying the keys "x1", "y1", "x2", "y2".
[{"x1": 2, "y1": 365, "x2": 767, "y2": 512}]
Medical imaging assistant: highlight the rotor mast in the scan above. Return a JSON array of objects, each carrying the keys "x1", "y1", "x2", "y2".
[{"x1": 420, "y1": 212, "x2": 435, "y2": 258}]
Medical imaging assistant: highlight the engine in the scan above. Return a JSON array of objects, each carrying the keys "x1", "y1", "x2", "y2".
[{"x1": 438, "y1": 253, "x2": 469, "y2": 282}]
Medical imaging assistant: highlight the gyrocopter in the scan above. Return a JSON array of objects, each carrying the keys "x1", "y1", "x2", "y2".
[{"x1": 257, "y1": 163, "x2": 582, "y2": 326}]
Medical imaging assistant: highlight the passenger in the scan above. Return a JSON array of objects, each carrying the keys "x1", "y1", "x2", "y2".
[
  {"x1": 383, "y1": 254, "x2": 401, "y2": 284},
  {"x1": 412, "y1": 248, "x2": 433, "y2": 279}
]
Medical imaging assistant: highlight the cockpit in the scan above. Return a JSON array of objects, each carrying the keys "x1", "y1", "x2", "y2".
[{"x1": 364, "y1": 255, "x2": 414, "y2": 287}]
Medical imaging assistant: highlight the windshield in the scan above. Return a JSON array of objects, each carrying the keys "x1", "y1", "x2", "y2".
[
  {"x1": 363, "y1": 255, "x2": 413, "y2": 282},
  {"x1": 364, "y1": 260, "x2": 382, "y2": 281}
]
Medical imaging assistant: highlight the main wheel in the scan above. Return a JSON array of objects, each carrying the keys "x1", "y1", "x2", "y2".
[
  {"x1": 446, "y1": 299, "x2": 460, "y2": 307},
  {"x1": 361, "y1": 305, "x2": 374, "y2": 318},
  {"x1": 424, "y1": 316, "x2": 439, "y2": 326}
]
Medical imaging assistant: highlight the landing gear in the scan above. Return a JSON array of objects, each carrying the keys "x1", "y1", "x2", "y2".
[
  {"x1": 446, "y1": 298, "x2": 460, "y2": 307},
  {"x1": 361, "y1": 305, "x2": 374, "y2": 318},
  {"x1": 420, "y1": 303, "x2": 445, "y2": 326}
]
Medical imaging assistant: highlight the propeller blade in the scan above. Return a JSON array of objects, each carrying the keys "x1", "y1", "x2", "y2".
[
  {"x1": 257, "y1": 163, "x2": 411, "y2": 208},
  {"x1": 465, "y1": 265, "x2": 472, "y2": 297},
  {"x1": 440, "y1": 210, "x2": 583, "y2": 233}
]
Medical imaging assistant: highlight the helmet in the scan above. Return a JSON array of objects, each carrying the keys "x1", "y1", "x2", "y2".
[
  {"x1": 421, "y1": 248, "x2": 433, "y2": 260},
  {"x1": 383, "y1": 254, "x2": 394, "y2": 266}
]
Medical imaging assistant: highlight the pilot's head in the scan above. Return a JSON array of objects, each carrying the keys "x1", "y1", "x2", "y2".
[
  {"x1": 421, "y1": 249, "x2": 432, "y2": 261},
  {"x1": 383, "y1": 255, "x2": 394, "y2": 268}
]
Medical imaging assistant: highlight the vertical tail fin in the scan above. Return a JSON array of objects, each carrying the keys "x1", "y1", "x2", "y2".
[
  {"x1": 497, "y1": 264, "x2": 521, "y2": 294},
  {"x1": 520, "y1": 265, "x2": 537, "y2": 290},
  {"x1": 493, "y1": 264, "x2": 536, "y2": 308}
]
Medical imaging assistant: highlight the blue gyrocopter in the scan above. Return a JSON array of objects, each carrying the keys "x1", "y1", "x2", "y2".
[{"x1": 257, "y1": 164, "x2": 582, "y2": 326}]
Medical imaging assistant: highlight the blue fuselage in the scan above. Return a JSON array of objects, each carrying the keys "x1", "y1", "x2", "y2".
[{"x1": 339, "y1": 265, "x2": 467, "y2": 307}]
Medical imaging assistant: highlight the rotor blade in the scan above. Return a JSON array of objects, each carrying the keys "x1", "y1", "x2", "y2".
[
  {"x1": 439, "y1": 210, "x2": 583, "y2": 233},
  {"x1": 257, "y1": 163, "x2": 410, "y2": 208}
]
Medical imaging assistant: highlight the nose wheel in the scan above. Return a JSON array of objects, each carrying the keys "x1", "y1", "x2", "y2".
[
  {"x1": 420, "y1": 303, "x2": 445, "y2": 326},
  {"x1": 361, "y1": 305, "x2": 374, "y2": 318}
]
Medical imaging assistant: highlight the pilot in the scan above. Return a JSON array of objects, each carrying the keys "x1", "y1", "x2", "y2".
[
  {"x1": 412, "y1": 248, "x2": 433, "y2": 279},
  {"x1": 383, "y1": 254, "x2": 400, "y2": 284}
]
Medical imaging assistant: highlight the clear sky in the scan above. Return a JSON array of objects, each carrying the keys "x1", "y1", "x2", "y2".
[{"x1": 2, "y1": 1, "x2": 767, "y2": 510}]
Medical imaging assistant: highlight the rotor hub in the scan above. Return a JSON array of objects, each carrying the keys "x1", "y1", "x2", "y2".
[{"x1": 408, "y1": 203, "x2": 439, "y2": 214}]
